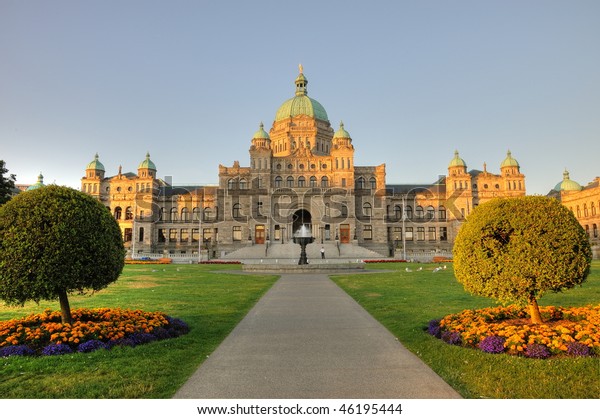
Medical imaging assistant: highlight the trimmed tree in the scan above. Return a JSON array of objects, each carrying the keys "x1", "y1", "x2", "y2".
[
  {"x1": 453, "y1": 196, "x2": 592, "y2": 324},
  {"x1": 0, "y1": 185, "x2": 125, "y2": 324},
  {"x1": 0, "y1": 160, "x2": 17, "y2": 205}
]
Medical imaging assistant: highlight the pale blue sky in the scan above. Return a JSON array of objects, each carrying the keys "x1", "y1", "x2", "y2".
[{"x1": 1, "y1": 0, "x2": 598, "y2": 195}]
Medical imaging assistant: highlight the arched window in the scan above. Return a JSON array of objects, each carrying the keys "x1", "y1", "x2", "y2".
[
  {"x1": 298, "y1": 176, "x2": 306, "y2": 187},
  {"x1": 369, "y1": 177, "x2": 377, "y2": 189},
  {"x1": 274, "y1": 176, "x2": 282, "y2": 188},
  {"x1": 125, "y1": 207, "x2": 133, "y2": 220},
  {"x1": 341, "y1": 204, "x2": 348, "y2": 217},
  {"x1": 321, "y1": 176, "x2": 329, "y2": 188},
  {"x1": 203, "y1": 207, "x2": 212, "y2": 221},
  {"x1": 363, "y1": 202, "x2": 372, "y2": 217},
  {"x1": 592, "y1": 202, "x2": 596, "y2": 216},
  {"x1": 286, "y1": 176, "x2": 294, "y2": 188},
  {"x1": 159, "y1": 207, "x2": 165, "y2": 221},
  {"x1": 405, "y1": 206, "x2": 413, "y2": 219},
  {"x1": 310, "y1": 176, "x2": 317, "y2": 187},
  {"x1": 356, "y1": 177, "x2": 365, "y2": 189},
  {"x1": 181, "y1": 207, "x2": 189, "y2": 221},
  {"x1": 394, "y1": 205, "x2": 402, "y2": 220},
  {"x1": 232, "y1": 203, "x2": 241, "y2": 218},
  {"x1": 170, "y1": 208, "x2": 178, "y2": 221},
  {"x1": 227, "y1": 178, "x2": 236, "y2": 190},
  {"x1": 114, "y1": 207, "x2": 122, "y2": 220},
  {"x1": 438, "y1": 206, "x2": 446, "y2": 220},
  {"x1": 193, "y1": 207, "x2": 201, "y2": 221},
  {"x1": 239, "y1": 179, "x2": 247, "y2": 190},
  {"x1": 415, "y1": 206, "x2": 424, "y2": 219},
  {"x1": 426, "y1": 206, "x2": 435, "y2": 219}
]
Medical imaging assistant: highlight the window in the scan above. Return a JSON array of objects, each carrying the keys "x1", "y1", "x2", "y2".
[
  {"x1": 193, "y1": 207, "x2": 201, "y2": 221},
  {"x1": 341, "y1": 178, "x2": 346, "y2": 187},
  {"x1": 310, "y1": 176, "x2": 317, "y2": 187},
  {"x1": 364, "y1": 225, "x2": 372, "y2": 240},
  {"x1": 321, "y1": 176, "x2": 329, "y2": 188},
  {"x1": 417, "y1": 227, "x2": 425, "y2": 241},
  {"x1": 369, "y1": 177, "x2": 376, "y2": 189},
  {"x1": 228, "y1": 178, "x2": 236, "y2": 190},
  {"x1": 426, "y1": 206, "x2": 435, "y2": 219},
  {"x1": 286, "y1": 176, "x2": 294, "y2": 188},
  {"x1": 114, "y1": 207, "x2": 122, "y2": 220},
  {"x1": 138, "y1": 227, "x2": 144, "y2": 242},
  {"x1": 203, "y1": 228, "x2": 212, "y2": 242},
  {"x1": 341, "y1": 204, "x2": 348, "y2": 218},
  {"x1": 192, "y1": 228, "x2": 199, "y2": 243},
  {"x1": 393, "y1": 226, "x2": 402, "y2": 241},
  {"x1": 203, "y1": 207, "x2": 212, "y2": 221},
  {"x1": 170, "y1": 208, "x2": 178, "y2": 221},
  {"x1": 181, "y1": 207, "x2": 189, "y2": 221},
  {"x1": 239, "y1": 179, "x2": 247, "y2": 190},
  {"x1": 405, "y1": 206, "x2": 413, "y2": 219},
  {"x1": 274, "y1": 176, "x2": 282, "y2": 188},
  {"x1": 394, "y1": 205, "x2": 402, "y2": 220},
  {"x1": 439, "y1": 206, "x2": 446, "y2": 220},
  {"x1": 274, "y1": 225, "x2": 281, "y2": 240},
  {"x1": 585, "y1": 225, "x2": 590, "y2": 237},
  {"x1": 125, "y1": 207, "x2": 133, "y2": 220},
  {"x1": 256, "y1": 201, "x2": 263, "y2": 216},
  {"x1": 158, "y1": 229, "x2": 166, "y2": 243},
  {"x1": 405, "y1": 227, "x2": 413, "y2": 241},
  {"x1": 124, "y1": 228, "x2": 132, "y2": 242},
  {"x1": 428, "y1": 227, "x2": 436, "y2": 241},
  {"x1": 180, "y1": 229, "x2": 189, "y2": 243},
  {"x1": 415, "y1": 206, "x2": 424, "y2": 219},
  {"x1": 440, "y1": 227, "x2": 448, "y2": 241},
  {"x1": 233, "y1": 226, "x2": 242, "y2": 241},
  {"x1": 232, "y1": 203, "x2": 241, "y2": 218},
  {"x1": 356, "y1": 177, "x2": 365, "y2": 189},
  {"x1": 594, "y1": 224, "x2": 598, "y2": 238},
  {"x1": 325, "y1": 224, "x2": 331, "y2": 240},
  {"x1": 298, "y1": 176, "x2": 306, "y2": 187},
  {"x1": 363, "y1": 202, "x2": 372, "y2": 217},
  {"x1": 168, "y1": 229, "x2": 177, "y2": 242}
]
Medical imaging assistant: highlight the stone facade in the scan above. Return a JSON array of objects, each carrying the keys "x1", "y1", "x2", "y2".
[{"x1": 80, "y1": 68, "x2": 528, "y2": 260}]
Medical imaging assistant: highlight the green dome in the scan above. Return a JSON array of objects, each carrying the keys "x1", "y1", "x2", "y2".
[
  {"x1": 26, "y1": 173, "x2": 45, "y2": 191},
  {"x1": 554, "y1": 170, "x2": 582, "y2": 192},
  {"x1": 253, "y1": 122, "x2": 270, "y2": 139},
  {"x1": 86, "y1": 153, "x2": 105, "y2": 172},
  {"x1": 333, "y1": 121, "x2": 351, "y2": 139},
  {"x1": 448, "y1": 150, "x2": 467, "y2": 168},
  {"x1": 500, "y1": 150, "x2": 519, "y2": 168},
  {"x1": 138, "y1": 152, "x2": 156, "y2": 171},
  {"x1": 274, "y1": 67, "x2": 328, "y2": 122}
]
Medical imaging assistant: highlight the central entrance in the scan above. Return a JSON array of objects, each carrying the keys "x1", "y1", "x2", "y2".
[{"x1": 292, "y1": 209, "x2": 312, "y2": 235}]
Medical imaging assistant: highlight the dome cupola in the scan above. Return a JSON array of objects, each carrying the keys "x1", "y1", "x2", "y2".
[
  {"x1": 26, "y1": 173, "x2": 45, "y2": 191},
  {"x1": 85, "y1": 153, "x2": 105, "y2": 179},
  {"x1": 274, "y1": 65, "x2": 329, "y2": 122},
  {"x1": 448, "y1": 150, "x2": 467, "y2": 168},
  {"x1": 554, "y1": 169, "x2": 582, "y2": 192},
  {"x1": 138, "y1": 152, "x2": 157, "y2": 179},
  {"x1": 500, "y1": 150, "x2": 520, "y2": 169}
]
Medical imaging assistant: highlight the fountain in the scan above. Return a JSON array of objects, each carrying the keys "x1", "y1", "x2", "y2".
[{"x1": 292, "y1": 224, "x2": 315, "y2": 265}]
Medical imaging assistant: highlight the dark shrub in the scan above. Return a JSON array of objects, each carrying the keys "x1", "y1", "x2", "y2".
[
  {"x1": 0, "y1": 345, "x2": 35, "y2": 357},
  {"x1": 478, "y1": 335, "x2": 506, "y2": 354},
  {"x1": 524, "y1": 343, "x2": 551, "y2": 359}
]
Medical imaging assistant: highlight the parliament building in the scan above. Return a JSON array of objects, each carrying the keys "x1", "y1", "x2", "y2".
[{"x1": 80, "y1": 67, "x2": 529, "y2": 260}]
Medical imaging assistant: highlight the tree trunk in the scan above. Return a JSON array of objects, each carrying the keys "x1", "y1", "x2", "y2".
[
  {"x1": 58, "y1": 290, "x2": 73, "y2": 324},
  {"x1": 528, "y1": 294, "x2": 544, "y2": 324}
]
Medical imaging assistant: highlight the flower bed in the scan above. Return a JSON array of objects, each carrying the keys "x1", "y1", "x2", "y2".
[
  {"x1": 199, "y1": 260, "x2": 241, "y2": 264},
  {"x1": 125, "y1": 258, "x2": 172, "y2": 265},
  {"x1": 0, "y1": 308, "x2": 189, "y2": 357},
  {"x1": 428, "y1": 305, "x2": 600, "y2": 358},
  {"x1": 364, "y1": 259, "x2": 407, "y2": 263}
]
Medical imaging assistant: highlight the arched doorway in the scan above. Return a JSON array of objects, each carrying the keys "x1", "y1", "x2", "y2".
[{"x1": 292, "y1": 209, "x2": 312, "y2": 235}]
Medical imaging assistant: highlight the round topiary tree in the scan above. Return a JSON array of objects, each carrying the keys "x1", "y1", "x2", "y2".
[
  {"x1": 0, "y1": 185, "x2": 125, "y2": 324},
  {"x1": 453, "y1": 196, "x2": 592, "y2": 324}
]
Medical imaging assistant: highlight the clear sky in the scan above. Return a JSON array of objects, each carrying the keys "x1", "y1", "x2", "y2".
[{"x1": 1, "y1": 0, "x2": 598, "y2": 195}]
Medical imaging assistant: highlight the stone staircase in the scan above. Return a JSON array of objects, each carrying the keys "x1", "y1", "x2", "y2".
[{"x1": 220, "y1": 242, "x2": 386, "y2": 262}]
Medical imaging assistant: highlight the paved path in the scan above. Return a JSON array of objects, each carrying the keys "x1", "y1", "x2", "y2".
[{"x1": 174, "y1": 274, "x2": 461, "y2": 399}]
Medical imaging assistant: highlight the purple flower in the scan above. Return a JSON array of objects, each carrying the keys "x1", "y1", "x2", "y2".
[
  {"x1": 566, "y1": 342, "x2": 592, "y2": 357},
  {"x1": 441, "y1": 330, "x2": 461, "y2": 345},
  {"x1": 524, "y1": 343, "x2": 551, "y2": 359},
  {"x1": 0, "y1": 345, "x2": 35, "y2": 357},
  {"x1": 152, "y1": 327, "x2": 171, "y2": 340},
  {"x1": 478, "y1": 336, "x2": 506, "y2": 354},
  {"x1": 41, "y1": 344, "x2": 73, "y2": 356},
  {"x1": 77, "y1": 340, "x2": 108, "y2": 353},
  {"x1": 427, "y1": 319, "x2": 442, "y2": 338},
  {"x1": 165, "y1": 317, "x2": 190, "y2": 337}
]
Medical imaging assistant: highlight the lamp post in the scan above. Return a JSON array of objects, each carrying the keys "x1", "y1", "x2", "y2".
[{"x1": 402, "y1": 194, "x2": 407, "y2": 261}]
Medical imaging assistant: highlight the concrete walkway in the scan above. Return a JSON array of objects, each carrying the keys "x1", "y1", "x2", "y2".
[{"x1": 174, "y1": 274, "x2": 461, "y2": 399}]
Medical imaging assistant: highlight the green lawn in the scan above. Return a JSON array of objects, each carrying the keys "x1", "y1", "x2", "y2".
[
  {"x1": 2, "y1": 261, "x2": 599, "y2": 398},
  {"x1": 331, "y1": 261, "x2": 600, "y2": 399},
  {"x1": 0, "y1": 264, "x2": 278, "y2": 398}
]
